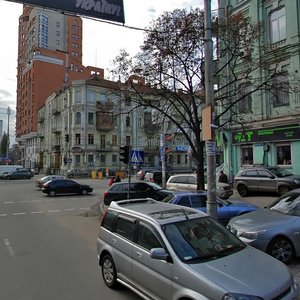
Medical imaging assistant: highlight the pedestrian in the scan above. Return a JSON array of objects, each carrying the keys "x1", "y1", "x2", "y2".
[
  {"x1": 218, "y1": 170, "x2": 228, "y2": 183},
  {"x1": 115, "y1": 174, "x2": 121, "y2": 182},
  {"x1": 108, "y1": 176, "x2": 115, "y2": 186}
]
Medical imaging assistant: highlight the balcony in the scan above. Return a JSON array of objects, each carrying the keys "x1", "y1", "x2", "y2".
[{"x1": 51, "y1": 127, "x2": 62, "y2": 133}]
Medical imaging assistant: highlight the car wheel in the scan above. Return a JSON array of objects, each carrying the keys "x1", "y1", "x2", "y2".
[
  {"x1": 237, "y1": 184, "x2": 248, "y2": 197},
  {"x1": 6, "y1": 176, "x2": 11, "y2": 180},
  {"x1": 81, "y1": 189, "x2": 88, "y2": 195},
  {"x1": 267, "y1": 237, "x2": 295, "y2": 264},
  {"x1": 101, "y1": 254, "x2": 118, "y2": 288},
  {"x1": 278, "y1": 185, "x2": 290, "y2": 196},
  {"x1": 49, "y1": 190, "x2": 56, "y2": 197}
]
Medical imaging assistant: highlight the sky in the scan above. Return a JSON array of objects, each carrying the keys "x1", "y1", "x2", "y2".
[{"x1": 0, "y1": 0, "x2": 212, "y2": 144}]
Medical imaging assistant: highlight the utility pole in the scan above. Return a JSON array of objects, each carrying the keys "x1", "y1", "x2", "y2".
[{"x1": 203, "y1": 0, "x2": 218, "y2": 220}]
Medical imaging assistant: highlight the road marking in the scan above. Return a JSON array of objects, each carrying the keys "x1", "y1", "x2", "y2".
[
  {"x1": 48, "y1": 210, "x2": 60, "y2": 213},
  {"x1": 0, "y1": 214, "x2": 7, "y2": 217},
  {"x1": 31, "y1": 211, "x2": 44, "y2": 214},
  {"x1": 19, "y1": 200, "x2": 29, "y2": 203},
  {"x1": 4, "y1": 239, "x2": 15, "y2": 258},
  {"x1": 79, "y1": 207, "x2": 90, "y2": 210},
  {"x1": 12, "y1": 212, "x2": 26, "y2": 216},
  {"x1": 4, "y1": 201, "x2": 14, "y2": 204},
  {"x1": 64, "y1": 208, "x2": 76, "y2": 211}
]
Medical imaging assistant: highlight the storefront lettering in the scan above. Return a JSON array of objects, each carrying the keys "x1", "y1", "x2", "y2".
[
  {"x1": 75, "y1": 0, "x2": 122, "y2": 16},
  {"x1": 232, "y1": 124, "x2": 300, "y2": 144}
]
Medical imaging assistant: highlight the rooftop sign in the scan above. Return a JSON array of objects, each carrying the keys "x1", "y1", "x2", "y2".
[{"x1": 6, "y1": 0, "x2": 125, "y2": 24}]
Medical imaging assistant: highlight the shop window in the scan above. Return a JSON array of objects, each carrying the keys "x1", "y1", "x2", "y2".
[
  {"x1": 241, "y1": 145, "x2": 253, "y2": 165},
  {"x1": 276, "y1": 144, "x2": 291, "y2": 165}
]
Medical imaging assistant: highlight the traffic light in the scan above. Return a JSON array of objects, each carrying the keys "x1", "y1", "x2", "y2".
[
  {"x1": 65, "y1": 134, "x2": 69, "y2": 142},
  {"x1": 119, "y1": 145, "x2": 130, "y2": 164}
]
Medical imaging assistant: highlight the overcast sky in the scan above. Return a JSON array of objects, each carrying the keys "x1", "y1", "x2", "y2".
[{"x1": 0, "y1": 0, "x2": 215, "y2": 143}]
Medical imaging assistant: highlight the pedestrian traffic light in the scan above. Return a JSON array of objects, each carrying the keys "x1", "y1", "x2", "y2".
[
  {"x1": 119, "y1": 145, "x2": 130, "y2": 164},
  {"x1": 65, "y1": 134, "x2": 69, "y2": 142}
]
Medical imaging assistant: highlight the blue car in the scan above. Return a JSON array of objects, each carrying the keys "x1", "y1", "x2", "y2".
[{"x1": 163, "y1": 191, "x2": 258, "y2": 226}]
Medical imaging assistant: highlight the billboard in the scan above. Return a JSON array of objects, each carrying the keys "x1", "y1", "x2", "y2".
[{"x1": 5, "y1": 0, "x2": 125, "y2": 23}]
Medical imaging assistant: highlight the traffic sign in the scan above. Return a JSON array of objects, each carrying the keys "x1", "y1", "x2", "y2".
[{"x1": 130, "y1": 150, "x2": 144, "y2": 165}]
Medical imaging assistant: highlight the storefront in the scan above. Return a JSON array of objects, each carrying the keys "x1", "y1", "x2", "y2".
[{"x1": 228, "y1": 123, "x2": 300, "y2": 176}]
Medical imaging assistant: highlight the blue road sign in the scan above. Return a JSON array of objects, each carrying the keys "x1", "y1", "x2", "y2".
[{"x1": 130, "y1": 150, "x2": 144, "y2": 165}]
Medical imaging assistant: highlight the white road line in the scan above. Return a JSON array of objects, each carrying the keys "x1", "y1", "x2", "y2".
[
  {"x1": 0, "y1": 214, "x2": 7, "y2": 217},
  {"x1": 4, "y1": 239, "x2": 15, "y2": 258},
  {"x1": 31, "y1": 211, "x2": 44, "y2": 214},
  {"x1": 64, "y1": 208, "x2": 76, "y2": 211},
  {"x1": 12, "y1": 212, "x2": 26, "y2": 216},
  {"x1": 79, "y1": 207, "x2": 90, "y2": 210},
  {"x1": 19, "y1": 200, "x2": 29, "y2": 203},
  {"x1": 48, "y1": 210, "x2": 60, "y2": 213},
  {"x1": 4, "y1": 201, "x2": 14, "y2": 204}
]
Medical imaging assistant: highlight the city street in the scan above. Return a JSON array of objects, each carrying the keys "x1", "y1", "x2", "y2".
[
  {"x1": 0, "y1": 177, "x2": 140, "y2": 300},
  {"x1": 0, "y1": 175, "x2": 299, "y2": 299}
]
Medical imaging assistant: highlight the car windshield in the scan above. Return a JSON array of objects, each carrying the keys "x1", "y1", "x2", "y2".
[
  {"x1": 162, "y1": 216, "x2": 245, "y2": 262},
  {"x1": 269, "y1": 193, "x2": 300, "y2": 216},
  {"x1": 145, "y1": 182, "x2": 164, "y2": 190},
  {"x1": 268, "y1": 167, "x2": 293, "y2": 177}
]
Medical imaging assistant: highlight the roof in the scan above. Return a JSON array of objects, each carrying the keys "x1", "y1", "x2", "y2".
[{"x1": 108, "y1": 198, "x2": 206, "y2": 225}]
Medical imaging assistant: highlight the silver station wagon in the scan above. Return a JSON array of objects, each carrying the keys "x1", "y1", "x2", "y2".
[{"x1": 97, "y1": 199, "x2": 299, "y2": 300}]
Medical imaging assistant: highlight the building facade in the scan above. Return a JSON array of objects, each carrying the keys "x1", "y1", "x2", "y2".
[
  {"x1": 219, "y1": 0, "x2": 300, "y2": 181},
  {"x1": 36, "y1": 76, "x2": 192, "y2": 175},
  {"x1": 15, "y1": 5, "x2": 104, "y2": 168}
]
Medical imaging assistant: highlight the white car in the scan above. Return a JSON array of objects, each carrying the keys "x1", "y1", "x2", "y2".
[{"x1": 166, "y1": 173, "x2": 233, "y2": 199}]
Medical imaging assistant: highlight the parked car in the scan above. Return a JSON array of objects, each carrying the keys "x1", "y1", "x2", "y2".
[
  {"x1": 35, "y1": 175, "x2": 65, "y2": 189},
  {"x1": 42, "y1": 179, "x2": 93, "y2": 197},
  {"x1": 234, "y1": 166, "x2": 300, "y2": 197},
  {"x1": 163, "y1": 191, "x2": 258, "y2": 226},
  {"x1": 144, "y1": 170, "x2": 170, "y2": 185},
  {"x1": 1, "y1": 169, "x2": 34, "y2": 180},
  {"x1": 97, "y1": 198, "x2": 299, "y2": 300},
  {"x1": 227, "y1": 188, "x2": 300, "y2": 264},
  {"x1": 103, "y1": 181, "x2": 173, "y2": 205},
  {"x1": 66, "y1": 168, "x2": 90, "y2": 178},
  {"x1": 166, "y1": 173, "x2": 233, "y2": 199},
  {"x1": 136, "y1": 167, "x2": 158, "y2": 180}
]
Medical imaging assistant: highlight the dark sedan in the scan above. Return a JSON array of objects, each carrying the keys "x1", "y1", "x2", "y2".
[
  {"x1": 42, "y1": 179, "x2": 93, "y2": 197},
  {"x1": 163, "y1": 191, "x2": 258, "y2": 226},
  {"x1": 2, "y1": 169, "x2": 34, "y2": 180}
]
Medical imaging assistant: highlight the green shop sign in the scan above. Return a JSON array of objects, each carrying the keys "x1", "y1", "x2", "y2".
[{"x1": 232, "y1": 124, "x2": 300, "y2": 144}]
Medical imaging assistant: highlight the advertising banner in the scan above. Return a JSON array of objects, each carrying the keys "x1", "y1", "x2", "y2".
[{"x1": 6, "y1": 0, "x2": 125, "y2": 23}]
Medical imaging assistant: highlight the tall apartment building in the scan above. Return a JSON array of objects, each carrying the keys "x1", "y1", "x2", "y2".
[
  {"x1": 15, "y1": 5, "x2": 104, "y2": 166},
  {"x1": 218, "y1": 0, "x2": 300, "y2": 179}
]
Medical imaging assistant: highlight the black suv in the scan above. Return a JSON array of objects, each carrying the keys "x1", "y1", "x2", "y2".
[
  {"x1": 234, "y1": 166, "x2": 300, "y2": 197},
  {"x1": 103, "y1": 181, "x2": 172, "y2": 205}
]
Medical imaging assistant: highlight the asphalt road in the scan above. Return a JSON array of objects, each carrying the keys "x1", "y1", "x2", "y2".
[
  {"x1": 1, "y1": 176, "x2": 299, "y2": 299},
  {"x1": 0, "y1": 177, "x2": 140, "y2": 300}
]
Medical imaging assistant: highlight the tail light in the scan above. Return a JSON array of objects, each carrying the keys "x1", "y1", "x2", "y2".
[{"x1": 103, "y1": 191, "x2": 109, "y2": 199}]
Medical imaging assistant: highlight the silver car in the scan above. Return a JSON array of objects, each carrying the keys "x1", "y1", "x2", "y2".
[
  {"x1": 97, "y1": 199, "x2": 299, "y2": 300},
  {"x1": 227, "y1": 188, "x2": 300, "y2": 264}
]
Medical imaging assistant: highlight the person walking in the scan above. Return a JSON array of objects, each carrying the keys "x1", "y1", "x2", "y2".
[
  {"x1": 218, "y1": 170, "x2": 228, "y2": 184},
  {"x1": 115, "y1": 174, "x2": 121, "y2": 182},
  {"x1": 108, "y1": 176, "x2": 115, "y2": 186}
]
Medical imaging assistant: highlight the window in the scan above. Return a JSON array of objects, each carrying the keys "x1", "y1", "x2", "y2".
[
  {"x1": 237, "y1": 83, "x2": 252, "y2": 113},
  {"x1": 115, "y1": 217, "x2": 135, "y2": 241},
  {"x1": 271, "y1": 73, "x2": 289, "y2": 107},
  {"x1": 276, "y1": 143, "x2": 291, "y2": 165},
  {"x1": 88, "y1": 134, "x2": 94, "y2": 145},
  {"x1": 75, "y1": 91, "x2": 82, "y2": 103},
  {"x1": 88, "y1": 154, "x2": 94, "y2": 166},
  {"x1": 75, "y1": 155, "x2": 80, "y2": 165},
  {"x1": 100, "y1": 135, "x2": 106, "y2": 149},
  {"x1": 100, "y1": 154, "x2": 106, "y2": 164},
  {"x1": 88, "y1": 112, "x2": 94, "y2": 125},
  {"x1": 126, "y1": 116, "x2": 130, "y2": 127},
  {"x1": 75, "y1": 112, "x2": 81, "y2": 125},
  {"x1": 126, "y1": 135, "x2": 131, "y2": 146},
  {"x1": 112, "y1": 154, "x2": 117, "y2": 164},
  {"x1": 112, "y1": 135, "x2": 117, "y2": 146},
  {"x1": 138, "y1": 224, "x2": 161, "y2": 251},
  {"x1": 177, "y1": 196, "x2": 191, "y2": 207},
  {"x1": 241, "y1": 145, "x2": 253, "y2": 165},
  {"x1": 75, "y1": 134, "x2": 80, "y2": 144},
  {"x1": 177, "y1": 155, "x2": 181, "y2": 164},
  {"x1": 125, "y1": 96, "x2": 131, "y2": 106},
  {"x1": 269, "y1": 6, "x2": 286, "y2": 44}
]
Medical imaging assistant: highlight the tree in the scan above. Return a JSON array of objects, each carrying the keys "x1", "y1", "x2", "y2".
[{"x1": 109, "y1": 8, "x2": 289, "y2": 193}]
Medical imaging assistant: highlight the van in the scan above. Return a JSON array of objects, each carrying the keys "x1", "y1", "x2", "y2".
[{"x1": 0, "y1": 165, "x2": 24, "y2": 174}]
